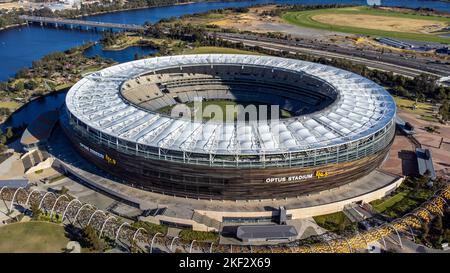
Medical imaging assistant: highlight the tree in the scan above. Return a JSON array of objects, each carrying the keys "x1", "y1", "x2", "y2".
[
  {"x1": 15, "y1": 68, "x2": 29, "y2": 78},
  {"x1": 25, "y1": 80, "x2": 38, "y2": 90},
  {"x1": 15, "y1": 81, "x2": 24, "y2": 92},
  {"x1": 58, "y1": 186, "x2": 69, "y2": 196},
  {"x1": 432, "y1": 215, "x2": 443, "y2": 233},
  {"x1": 82, "y1": 225, "x2": 105, "y2": 252},
  {"x1": 421, "y1": 222, "x2": 430, "y2": 241},
  {"x1": 0, "y1": 82, "x2": 9, "y2": 92},
  {"x1": 439, "y1": 100, "x2": 449, "y2": 121},
  {"x1": 5, "y1": 127, "x2": 13, "y2": 140},
  {"x1": 30, "y1": 203, "x2": 41, "y2": 221},
  {"x1": 416, "y1": 174, "x2": 429, "y2": 189},
  {"x1": 0, "y1": 133, "x2": 7, "y2": 145}
]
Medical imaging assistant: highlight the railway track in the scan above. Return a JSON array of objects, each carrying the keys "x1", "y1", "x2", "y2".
[{"x1": 215, "y1": 33, "x2": 450, "y2": 80}]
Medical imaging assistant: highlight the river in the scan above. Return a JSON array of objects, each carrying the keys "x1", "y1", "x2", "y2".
[
  {"x1": 1, "y1": 0, "x2": 449, "y2": 81},
  {"x1": 1, "y1": 0, "x2": 449, "y2": 128}
]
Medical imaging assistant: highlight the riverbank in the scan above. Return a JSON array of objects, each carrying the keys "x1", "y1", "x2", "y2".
[
  {"x1": 73, "y1": 1, "x2": 197, "y2": 20},
  {"x1": 0, "y1": 0, "x2": 204, "y2": 33},
  {"x1": 0, "y1": 42, "x2": 115, "y2": 124},
  {"x1": 0, "y1": 23, "x2": 26, "y2": 32},
  {"x1": 101, "y1": 35, "x2": 158, "y2": 51}
]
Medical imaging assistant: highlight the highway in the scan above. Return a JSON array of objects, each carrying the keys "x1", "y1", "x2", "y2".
[{"x1": 215, "y1": 33, "x2": 450, "y2": 80}]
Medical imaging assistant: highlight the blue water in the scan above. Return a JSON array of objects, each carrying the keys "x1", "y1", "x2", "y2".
[
  {"x1": 0, "y1": 0, "x2": 449, "y2": 80},
  {"x1": 1, "y1": 0, "x2": 449, "y2": 129},
  {"x1": 84, "y1": 43, "x2": 158, "y2": 62},
  {"x1": 3, "y1": 92, "x2": 67, "y2": 128}
]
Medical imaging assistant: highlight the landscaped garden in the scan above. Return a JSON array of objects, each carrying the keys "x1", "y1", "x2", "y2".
[
  {"x1": 313, "y1": 211, "x2": 354, "y2": 233},
  {"x1": 370, "y1": 176, "x2": 443, "y2": 219}
]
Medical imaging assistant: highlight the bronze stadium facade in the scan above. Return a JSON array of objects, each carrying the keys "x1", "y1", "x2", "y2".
[{"x1": 61, "y1": 54, "x2": 396, "y2": 200}]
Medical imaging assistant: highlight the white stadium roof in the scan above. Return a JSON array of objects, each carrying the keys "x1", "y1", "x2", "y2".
[{"x1": 65, "y1": 54, "x2": 396, "y2": 156}]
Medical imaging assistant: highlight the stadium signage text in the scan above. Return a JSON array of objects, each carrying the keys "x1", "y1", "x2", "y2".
[
  {"x1": 265, "y1": 174, "x2": 313, "y2": 183},
  {"x1": 80, "y1": 143, "x2": 117, "y2": 165},
  {"x1": 80, "y1": 142, "x2": 103, "y2": 159}
]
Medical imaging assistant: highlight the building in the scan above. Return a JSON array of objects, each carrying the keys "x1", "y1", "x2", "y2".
[
  {"x1": 236, "y1": 225, "x2": 298, "y2": 243},
  {"x1": 416, "y1": 148, "x2": 436, "y2": 180},
  {"x1": 20, "y1": 111, "x2": 59, "y2": 151},
  {"x1": 376, "y1": 37, "x2": 415, "y2": 49},
  {"x1": 436, "y1": 47, "x2": 450, "y2": 55},
  {"x1": 0, "y1": 179, "x2": 28, "y2": 189},
  {"x1": 61, "y1": 54, "x2": 396, "y2": 201}
]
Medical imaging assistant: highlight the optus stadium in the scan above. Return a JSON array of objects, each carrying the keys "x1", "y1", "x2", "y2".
[{"x1": 61, "y1": 54, "x2": 396, "y2": 201}]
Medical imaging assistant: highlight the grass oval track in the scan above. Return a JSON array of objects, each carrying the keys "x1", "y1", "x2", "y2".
[{"x1": 283, "y1": 6, "x2": 450, "y2": 44}]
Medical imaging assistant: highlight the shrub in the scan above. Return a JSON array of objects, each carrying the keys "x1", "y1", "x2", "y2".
[
  {"x1": 131, "y1": 221, "x2": 168, "y2": 236},
  {"x1": 179, "y1": 229, "x2": 219, "y2": 243}
]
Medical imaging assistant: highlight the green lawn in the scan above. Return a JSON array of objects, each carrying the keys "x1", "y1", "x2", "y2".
[
  {"x1": 0, "y1": 101, "x2": 21, "y2": 110},
  {"x1": 371, "y1": 189, "x2": 411, "y2": 213},
  {"x1": 49, "y1": 174, "x2": 67, "y2": 183},
  {"x1": 370, "y1": 177, "x2": 436, "y2": 219},
  {"x1": 179, "y1": 229, "x2": 219, "y2": 243},
  {"x1": 81, "y1": 66, "x2": 103, "y2": 77},
  {"x1": 0, "y1": 221, "x2": 69, "y2": 253},
  {"x1": 393, "y1": 96, "x2": 437, "y2": 122},
  {"x1": 283, "y1": 6, "x2": 450, "y2": 44},
  {"x1": 183, "y1": 46, "x2": 261, "y2": 55},
  {"x1": 54, "y1": 83, "x2": 73, "y2": 91},
  {"x1": 313, "y1": 211, "x2": 353, "y2": 232}
]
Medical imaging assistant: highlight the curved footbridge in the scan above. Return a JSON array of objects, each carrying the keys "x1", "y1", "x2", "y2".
[{"x1": 0, "y1": 181, "x2": 448, "y2": 253}]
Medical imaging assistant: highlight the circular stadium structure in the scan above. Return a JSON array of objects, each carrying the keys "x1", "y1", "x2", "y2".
[{"x1": 61, "y1": 54, "x2": 396, "y2": 200}]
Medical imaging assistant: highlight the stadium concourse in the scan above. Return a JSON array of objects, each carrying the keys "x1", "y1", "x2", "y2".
[
  {"x1": 0, "y1": 185, "x2": 448, "y2": 253},
  {"x1": 62, "y1": 54, "x2": 396, "y2": 201}
]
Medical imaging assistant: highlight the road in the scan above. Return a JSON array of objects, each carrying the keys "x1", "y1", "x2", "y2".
[{"x1": 214, "y1": 33, "x2": 450, "y2": 81}]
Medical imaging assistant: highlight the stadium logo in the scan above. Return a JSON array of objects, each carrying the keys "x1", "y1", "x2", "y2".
[
  {"x1": 315, "y1": 171, "x2": 329, "y2": 178},
  {"x1": 105, "y1": 154, "x2": 117, "y2": 165}
]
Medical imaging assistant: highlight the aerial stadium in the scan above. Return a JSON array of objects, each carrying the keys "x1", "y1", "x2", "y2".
[{"x1": 61, "y1": 54, "x2": 396, "y2": 201}]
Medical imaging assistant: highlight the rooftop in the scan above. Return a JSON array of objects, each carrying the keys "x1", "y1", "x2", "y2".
[
  {"x1": 65, "y1": 54, "x2": 396, "y2": 155},
  {"x1": 416, "y1": 148, "x2": 437, "y2": 180},
  {"x1": 236, "y1": 225, "x2": 298, "y2": 240},
  {"x1": 20, "y1": 111, "x2": 59, "y2": 146}
]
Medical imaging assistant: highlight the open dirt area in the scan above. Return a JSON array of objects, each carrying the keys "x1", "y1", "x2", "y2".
[
  {"x1": 380, "y1": 135, "x2": 417, "y2": 177},
  {"x1": 209, "y1": 6, "x2": 282, "y2": 29},
  {"x1": 208, "y1": 5, "x2": 337, "y2": 39},
  {"x1": 0, "y1": 2, "x2": 21, "y2": 10},
  {"x1": 311, "y1": 14, "x2": 448, "y2": 34}
]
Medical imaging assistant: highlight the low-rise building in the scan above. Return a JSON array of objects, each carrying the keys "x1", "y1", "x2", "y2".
[
  {"x1": 20, "y1": 110, "x2": 59, "y2": 151},
  {"x1": 416, "y1": 148, "x2": 436, "y2": 181},
  {"x1": 236, "y1": 225, "x2": 298, "y2": 243}
]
